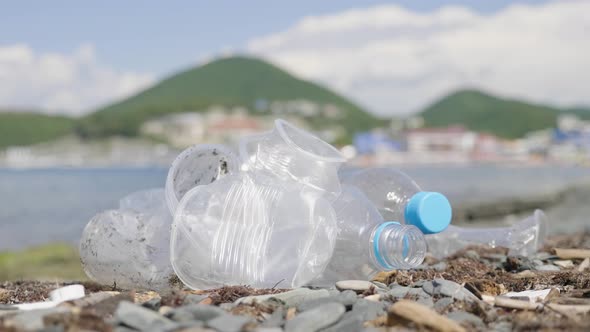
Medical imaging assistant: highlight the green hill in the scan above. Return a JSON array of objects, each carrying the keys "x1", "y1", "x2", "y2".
[
  {"x1": 78, "y1": 56, "x2": 380, "y2": 140},
  {"x1": 419, "y1": 90, "x2": 585, "y2": 138},
  {"x1": 0, "y1": 112, "x2": 75, "y2": 149}
]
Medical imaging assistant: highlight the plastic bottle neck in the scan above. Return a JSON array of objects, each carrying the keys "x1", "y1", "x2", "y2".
[
  {"x1": 370, "y1": 222, "x2": 427, "y2": 270},
  {"x1": 240, "y1": 120, "x2": 345, "y2": 196}
]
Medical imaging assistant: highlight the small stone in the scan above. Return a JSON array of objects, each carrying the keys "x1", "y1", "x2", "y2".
[
  {"x1": 464, "y1": 250, "x2": 480, "y2": 260},
  {"x1": 5, "y1": 308, "x2": 70, "y2": 331},
  {"x1": 115, "y1": 301, "x2": 177, "y2": 331},
  {"x1": 236, "y1": 288, "x2": 329, "y2": 307},
  {"x1": 219, "y1": 303, "x2": 236, "y2": 311},
  {"x1": 254, "y1": 328, "x2": 284, "y2": 332},
  {"x1": 351, "y1": 299, "x2": 386, "y2": 321},
  {"x1": 167, "y1": 304, "x2": 226, "y2": 322},
  {"x1": 533, "y1": 259, "x2": 544, "y2": 267},
  {"x1": 535, "y1": 264, "x2": 561, "y2": 272},
  {"x1": 261, "y1": 307, "x2": 284, "y2": 328},
  {"x1": 285, "y1": 303, "x2": 345, "y2": 332},
  {"x1": 387, "y1": 286, "x2": 411, "y2": 299},
  {"x1": 417, "y1": 297, "x2": 434, "y2": 308},
  {"x1": 207, "y1": 314, "x2": 252, "y2": 332},
  {"x1": 298, "y1": 290, "x2": 357, "y2": 311},
  {"x1": 336, "y1": 280, "x2": 374, "y2": 293},
  {"x1": 447, "y1": 311, "x2": 485, "y2": 328},
  {"x1": 364, "y1": 294, "x2": 381, "y2": 302},
  {"x1": 371, "y1": 281, "x2": 388, "y2": 290},
  {"x1": 423, "y1": 279, "x2": 478, "y2": 302},
  {"x1": 159, "y1": 306, "x2": 174, "y2": 315},
  {"x1": 492, "y1": 321, "x2": 513, "y2": 332},
  {"x1": 184, "y1": 294, "x2": 209, "y2": 305},
  {"x1": 408, "y1": 287, "x2": 431, "y2": 300},
  {"x1": 553, "y1": 260, "x2": 574, "y2": 268},
  {"x1": 0, "y1": 304, "x2": 17, "y2": 311},
  {"x1": 410, "y1": 280, "x2": 426, "y2": 288},
  {"x1": 141, "y1": 297, "x2": 162, "y2": 311},
  {"x1": 434, "y1": 297, "x2": 455, "y2": 312},
  {"x1": 320, "y1": 311, "x2": 364, "y2": 332}
]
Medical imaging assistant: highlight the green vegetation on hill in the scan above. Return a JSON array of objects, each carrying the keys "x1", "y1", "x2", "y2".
[
  {"x1": 0, "y1": 112, "x2": 75, "y2": 149},
  {"x1": 0, "y1": 243, "x2": 86, "y2": 281},
  {"x1": 78, "y1": 56, "x2": 380, "y2": 139},
  {"x1": 420, "y1": 90, "x2": 572, "y2": 138}
]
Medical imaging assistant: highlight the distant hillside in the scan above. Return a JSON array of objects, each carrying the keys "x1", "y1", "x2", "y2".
[
  {"x1": 0, "y1": 112, "x2": 75, "y2": 149},
  {"x1": 78, "y1": 56, "x2": 380, "y2": 140},
  {"x1": 419, "y1": 90, "x2": 588, "y2": 138}
]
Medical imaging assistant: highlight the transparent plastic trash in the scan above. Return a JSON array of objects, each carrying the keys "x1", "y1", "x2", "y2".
[
  {"x1": 166, "y1": 144, "x2": 240, "y2": 213},
  {"x1": 238, "y1": 119, "x2": 345, "y2": 198},
  {"x1": 310, "y1": 185, "x2": 427, "y2": 286},
  {"x1": 80, "y1": 188, "x2": 174, "y2": 290},
  {"x1": 170, "y1": 119, "x2": 346, "y2": 289},
  {"x1": 425, "y1": 209, "x2": 548, "y2": 259},
  {"x1": 341, "y1": 167, "x2": 452, "y2": 234}
]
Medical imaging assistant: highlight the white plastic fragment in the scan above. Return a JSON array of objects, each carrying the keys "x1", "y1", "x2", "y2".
[
  {"x1": 503, "y1": 288, "x2": 555, "y2": 303},
  {"x1": 14, "y1": 284, "x2": 85, "y2": 310}
]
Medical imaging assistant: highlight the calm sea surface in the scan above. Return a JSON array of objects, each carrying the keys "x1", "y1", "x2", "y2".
[{"x1": 0, "y1": 165, "x2": 589, "y2": 250}]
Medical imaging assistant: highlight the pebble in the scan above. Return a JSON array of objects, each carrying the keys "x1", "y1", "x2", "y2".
[
  {"x1": 235, "y1": 288, "x2": 330, "y2": 307},
  {"x1": 184, "y1": 294, "x2": 209, "y2": 305},
  {"x1": 423, "y1": 279, "x2": 478, "y2": 302},
  {"x1": 206, "y1": 314, "x2": 252, "y2": 332},
  {"x1": 371, "y1": 281, "x2": 389, "y2": 290},
  {"x1": 260, "y1": 307, "x2": 284, "y2": 328},
  {"x1": 387, "y1": 286, "x2": 411, "y2": 299},
  {"x1": 416, "y1": 297, "x2": 435, "y2": 308},
  {"x1": 535, "y1": 264, "x2": 561, "y2": 272},
  {"x1": 166, "y1": 304, "x2": 227, "y2": 322},
  {"x1": 115, "y1": 301, "x2": 178, "y2": 331},
  {"x1": 364, "y1": 294, "x2": 381, "y2": 302},
  {"x1": 284, "y1": 303, "x2": 345, "y2": 332},
  {"x1": 492, "y1": 321, "x2": 513, "y2": 332},
  {"x1": 553, "y1": 260, "x2": 574, "y2": 268},
  {"x1": 434, "y1": 297, "x2": 455, "y2": 311},
  {"x1": 254, "y1": 328, "x2": 284, "y2": 332},
  {"x1": 319, "y1": 311, "x2": 364, "y2": 332},
  {"x1": 5, "y1": 308, "x2": 70, "y2": 331},
  {"x1": 141, "y1": 297, "x2": 161, "y2": 311},
  {"x1": 351, "y1": 299, "x2": 386, "y2": 321},
  {"x1": 447, "y1": 310, "x2": 485, "y2": 328},
  {"x1": 335, "y1": 280, "x2": 374, "y2": 293},
  {"x1": 297, "y1": 289, "x2": 358, "y2": 312}
]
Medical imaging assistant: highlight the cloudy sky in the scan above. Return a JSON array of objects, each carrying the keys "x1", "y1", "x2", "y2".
[{"x1": 1, "y1": 0, "x2": 588, "y2": 116}]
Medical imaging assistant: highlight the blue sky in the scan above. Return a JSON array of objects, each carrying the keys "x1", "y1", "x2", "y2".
[
  {"x1": 1, "y1": 0, "x2": 551, "y2": 75},
  {"x1": 2, "y1": 0, "x2": 588, "y2": 115}
]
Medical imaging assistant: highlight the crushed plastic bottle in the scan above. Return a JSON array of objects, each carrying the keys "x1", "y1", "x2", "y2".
[
  {"x1": 310, "y1": 184, "x2": 427, "y2": 286},
  {"x1": 425, "y1": 209, "x2": 548, "y2": 258},
  {"x1": 80, "y1": 188, "x2": 174, "y2": 290},
  {"x1": 166, "y1": 144, "x2": 240, "y2": 213},
  {"x1": 170, "y1": 119, "x2": 345, "y2": 289},
  {"x1": 340, "y1": 167, "x2": 452, "y2": 234}
]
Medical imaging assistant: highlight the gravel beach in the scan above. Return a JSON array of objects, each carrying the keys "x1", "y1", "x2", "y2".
[{"x1": 1, "y1": 232, "x2": 589, "y2": 332}]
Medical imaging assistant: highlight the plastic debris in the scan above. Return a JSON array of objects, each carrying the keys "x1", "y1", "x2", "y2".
[
  {"x1": 340, "y1": 168, "x2": 452, "y2": 234},
  {"x1": 14, "y1": 284, "x2": 85, "y2": 310},
  {"x1": 170, "y1": 120, "x2": 344, "y2": 289},
  {"x1": 310, "y1": 184, "x2": 427, "y2": 286},
  {"x1": 425, "y1": 209, "x2": 548, "y2": 259},
  {"x1": 80, "y1": 188, "x2": 174, "y2": 290}
]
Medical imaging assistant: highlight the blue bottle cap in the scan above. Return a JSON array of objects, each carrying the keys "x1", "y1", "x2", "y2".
[{"x1": 404, "y1": 192, "x2": 452, "y2": 234}]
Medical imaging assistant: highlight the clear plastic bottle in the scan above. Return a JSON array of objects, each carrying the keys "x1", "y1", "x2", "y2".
[
  {"x1": 310, "y1": 185, "x2": 427, "y2": 286},
  {"x1": 340, "y1": 168, "x2": 452, "y2": 234},
  {"x1": 80, "y1": 188, "x2": 174, "y2": 290},
  {"x1": 170, "y1": 119, "x2": 346, "y2": 289},
  {"x1": 166, "y1": 144, "x2": 240, "y2": 213},
  {"x1": 425, "y1": 209, "x2": 548, "y2": 258}
]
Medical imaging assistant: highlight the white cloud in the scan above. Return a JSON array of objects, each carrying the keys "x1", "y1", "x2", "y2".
[
  {"x1": 0, "y1": 43, "x2": 154, "y2": 115},
  {"x1": 247, "y1": 1, "x2": 590, "y2": 116}
]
